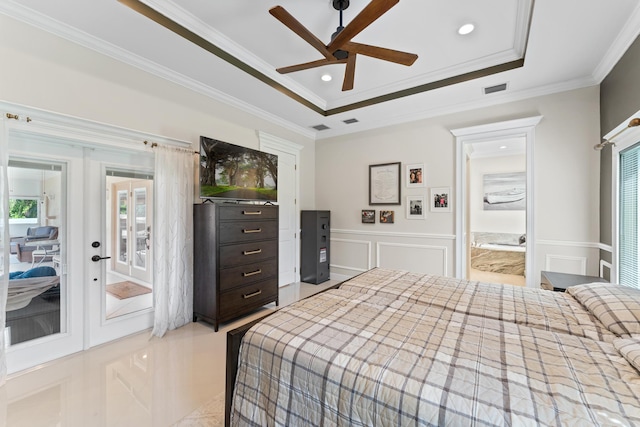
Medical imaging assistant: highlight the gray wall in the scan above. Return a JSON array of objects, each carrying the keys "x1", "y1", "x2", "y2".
[{"x1": 599, "y1": 35, "x2": 640, "y2": 278}]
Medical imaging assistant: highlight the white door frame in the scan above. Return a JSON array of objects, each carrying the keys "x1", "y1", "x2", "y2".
[
  {"x1": 259, "y1": 131, "x2": 303, "y2": 284},
  {"x1": 451, "y1": 116, "x2": 542, "y2": 288}
]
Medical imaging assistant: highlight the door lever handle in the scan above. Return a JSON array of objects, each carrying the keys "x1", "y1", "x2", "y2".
[{"x1": 91, "y1": 255, "x2": 111, "y2": 262}]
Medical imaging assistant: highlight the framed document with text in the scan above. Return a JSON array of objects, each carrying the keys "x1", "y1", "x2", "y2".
[{"x1": 369, "y1": 162, "x2": 401, "y2": 205}]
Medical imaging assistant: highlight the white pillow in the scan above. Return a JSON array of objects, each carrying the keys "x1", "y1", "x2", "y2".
[
  {"x1": 567, "y1": 282, "x2": 640, "y2": 337},
  {"x1": 613, "y1": 337, "x2": 640, "y2": 372}
]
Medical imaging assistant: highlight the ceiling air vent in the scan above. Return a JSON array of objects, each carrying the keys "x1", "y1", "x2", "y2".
[
  {"x1": 343, "y1": 118, "x2": 359, "y2": 124},
  {"x1": 483, "y1": 83, "x2": 508, "y2": 95},
  {"x1": 312, "y1": 124, "x2": 330, "y2": 131}
]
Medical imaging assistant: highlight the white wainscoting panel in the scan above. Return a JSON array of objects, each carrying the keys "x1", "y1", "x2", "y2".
[
  {"x1": 599, "y1": 260, "x2": 612, "y2": 280},
  {"x1": 330, "y1": 238, "x2": 372, "y2": 274},
  {"x1": 377, "y1": 242, "x2": 448, "y2": 276},
  {"x1": 544, "y1": 255, "x2": 587, "y2": 275},
  {"x1": 329, "y1": 229, "x2": 455, "y2": 280}
]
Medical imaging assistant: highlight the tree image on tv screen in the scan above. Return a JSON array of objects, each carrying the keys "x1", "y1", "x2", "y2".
[{"x1": 200, "y1": 137, "x2": 278, "y2": 201}]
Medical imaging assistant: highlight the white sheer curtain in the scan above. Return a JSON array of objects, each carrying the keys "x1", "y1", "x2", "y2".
[
  {"x1": 0, "y1": 119, "x2": 9, "y2": 385},
  {"x1": 151, "y1": 146, "x2": 194, "y2": 338}
]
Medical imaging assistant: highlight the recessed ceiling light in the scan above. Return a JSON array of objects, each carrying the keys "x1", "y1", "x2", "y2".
[
  {"x1": 499, "y1": 145, "x2": 508, "y2": 150},
  {"x1": 321, "y1": 74, "x2": 332, "y2": 82},
  {"x1": 458, "y1": 23, "x2": 475, "y2": 35}
]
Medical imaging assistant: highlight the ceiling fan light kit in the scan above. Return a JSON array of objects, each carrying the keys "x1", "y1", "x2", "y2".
[{"x1": 270, "y1": 0, "x2": 418, "y2": 91}]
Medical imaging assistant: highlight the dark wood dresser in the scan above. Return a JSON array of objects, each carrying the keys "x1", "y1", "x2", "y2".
[{"x1": 193, "y1": 203, "x2": 279, "y2": 331}]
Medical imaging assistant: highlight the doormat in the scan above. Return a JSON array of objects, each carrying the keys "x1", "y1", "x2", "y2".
[{"x1": 106, "y1": 281, "x2": 152, "y2": 300}]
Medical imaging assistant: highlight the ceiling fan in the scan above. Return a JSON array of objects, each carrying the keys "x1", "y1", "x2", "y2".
[{"x1": 269, "y1": 0, "x2": 418, "y2": 91}]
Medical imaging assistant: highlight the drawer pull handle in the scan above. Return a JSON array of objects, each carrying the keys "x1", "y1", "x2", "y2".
[
  {"x1": 243, "y1": 290, "x2": 262, "y2": 299},
  {"x1": 242, "y1": 210, "x2": 262, "y2": 215},
  {"x1": 243, "y1": 249, "x2": 262, "y2": 255},
  {"x1": 243, "y1": 228, "x2": 262, "y2": 234},
  {"x1": 243, "y1": 269, "x2": 262, "y2": 277}
]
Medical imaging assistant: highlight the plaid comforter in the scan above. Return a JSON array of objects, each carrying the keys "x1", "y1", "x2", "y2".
[
  {"x1": 231, "y1": 289, "x2": 640, "y2": 426},
  {"x1": 340, "y1": 268, "x2": 614, "y2": 342}
]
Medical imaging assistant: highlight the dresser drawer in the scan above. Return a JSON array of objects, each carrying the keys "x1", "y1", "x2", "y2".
[
  {"x1": 218, "y1": 205, "x2": 278, "y2": 221},
  {"x1": 219, "y1": 260, "x2": 279, "y2": 291},
  {"x1": 219, "y1": 220, "x2": 278, "y2": 244},
  {"x1": 219, "y1": 239, "x2": 278, "y2": 268},
  {"x1": 219, "y1": 278, "x2": 278, "y2": 319}
]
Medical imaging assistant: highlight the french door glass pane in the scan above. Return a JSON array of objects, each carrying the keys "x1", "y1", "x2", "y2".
[
  {"x1": 6, "y1": 160, "x2": 65, "y2": 346},
  {"x1": 117, "y1": 190, "x2": 128, "y2": 265},
  {"x1": 134, "y1": 188, "x2": 147, "y2": 270}
]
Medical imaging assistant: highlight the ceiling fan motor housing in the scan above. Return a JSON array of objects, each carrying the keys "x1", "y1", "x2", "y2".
[{"x1": 333, "y1": 0, "x2": 350, "y2": 11}]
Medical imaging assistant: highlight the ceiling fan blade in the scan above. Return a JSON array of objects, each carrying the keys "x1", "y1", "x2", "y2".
[
  {"x1": 345, "y1": 42, "x2": 417, "y2": 66},
  {"x1": 270, "y1": 6, "x2": 334, "y2": 60},
  {"x1": 277, "y1": 58, "x2": 347, "y2": 74},
  {"x1": 327, "y1": 0, "x2": 399, "y2": 52},
  {"x1": 342, "y1": 54, "x2": 357, "y2": 91}
]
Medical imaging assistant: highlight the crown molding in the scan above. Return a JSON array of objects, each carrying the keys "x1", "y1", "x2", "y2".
[
  {"x1": 0, "y1": 1, "x2": 316, "y2": 140},
  {"x1": 316, "y1": 76, "x2": 596, "y2": 140},
  {"x1": 591, "y1": 2, "x2": 640, "y2": 82}
]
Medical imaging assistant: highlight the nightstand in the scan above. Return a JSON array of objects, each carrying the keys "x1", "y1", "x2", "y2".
[{"x1": 540, "y1": 271, "x2": 605, "y2": 292}]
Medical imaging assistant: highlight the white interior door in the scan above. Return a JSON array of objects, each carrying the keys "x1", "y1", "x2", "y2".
[
  {"x1": 260, "y1": 147, "x2": 297, "y2": 286},
  {"x1": 86, "y1": 151, "x2": 154, "y2": 347}
]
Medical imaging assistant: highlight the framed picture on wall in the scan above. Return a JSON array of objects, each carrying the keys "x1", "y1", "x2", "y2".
[
  {"x1": 406, "y1": 196, "x2": 425, "y2": 219},
  {"x1": 380, "y1": 210, "x2": 395, "y2": 223},
  {"x1": 483, "y1": 172, "x2": 526, "y2": 211},
  {"x1": 362, "y1": 209, "x2": 376, "y2": 223},
  {"x1": 431, "y1": 187, "x2": 451, "y2": 212},
  {"x1": 369, "y1": 162, "x2": 401, "y2": 205},
  {"x1": 406, "y1": 163, "x2": 425, "y2": 188}
]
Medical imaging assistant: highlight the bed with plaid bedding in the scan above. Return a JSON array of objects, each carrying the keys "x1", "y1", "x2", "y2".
[
  {"x1": 231, "y1": 289, "x2": 640, "y2": 426},
  {"x1": 339, "y1": 268, "x2": 614, "y2": 342}
]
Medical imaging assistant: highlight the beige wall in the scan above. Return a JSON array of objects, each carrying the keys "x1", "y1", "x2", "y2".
[
  {"x1": 318, "y1": 86, "x2": 602, "y2": 282},
  {"x1": 0, "y1": 14, "x2": 317, "y2": 209}
]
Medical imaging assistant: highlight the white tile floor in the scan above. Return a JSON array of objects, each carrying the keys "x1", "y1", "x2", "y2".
[{"x1": 2, "y1": 280, "x2": 340, "y2": 427}]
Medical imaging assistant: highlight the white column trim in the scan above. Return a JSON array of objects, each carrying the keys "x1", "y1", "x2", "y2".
[{"x1": 257, "y1": 131, "x2": 303, "y2": 283}]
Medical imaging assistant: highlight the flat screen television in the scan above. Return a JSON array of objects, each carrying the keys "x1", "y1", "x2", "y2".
[{"x1": 199, "y1": 136, "x2": 278, "y2": 202}]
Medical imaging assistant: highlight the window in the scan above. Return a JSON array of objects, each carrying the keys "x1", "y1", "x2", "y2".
[
  {"x1": 619, "y1": 142, "x2": 640, "y2": 288},
  {"x1": 9, "y1": 198, "x2": 38, "y2": 219}
]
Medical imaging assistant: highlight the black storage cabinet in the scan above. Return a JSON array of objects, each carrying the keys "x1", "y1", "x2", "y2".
[{"x1": 300, "y1": 210, "x2": 330, "y2": 284}]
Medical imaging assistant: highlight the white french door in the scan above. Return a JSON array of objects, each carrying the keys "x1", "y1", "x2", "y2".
[
  {"x1": 112, "y1": 179, "x2": 153, "y2": 284},
  {"x1": 6, "y1": 140, "x2": 84, "y2": 373},
  {"x1": 86, "y1": 152, "x2": 154, "y2": 347},
  {"x1": 5, "y1": 137, "x2": 155, "y2": 372}
]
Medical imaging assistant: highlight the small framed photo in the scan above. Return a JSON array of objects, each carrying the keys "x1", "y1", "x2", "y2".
[
  {"x1": 380, "y1": 210, "x2": 395, "y2": 224},
  {"x1": 431, "y1": 187, "x2": 451, "y2": 212},
  {"x1": 362, "y1": 209, "x2": 376, "y2": 223},
  {"x1": 406, "y1": 163, "x2": 425, "y2": 188},
  {"x1": 406, "y1": 196, "x2": 425, "y2": 219},
  {"x1": 369, "y1": 162, "x2": 401, "y2": 205}
]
